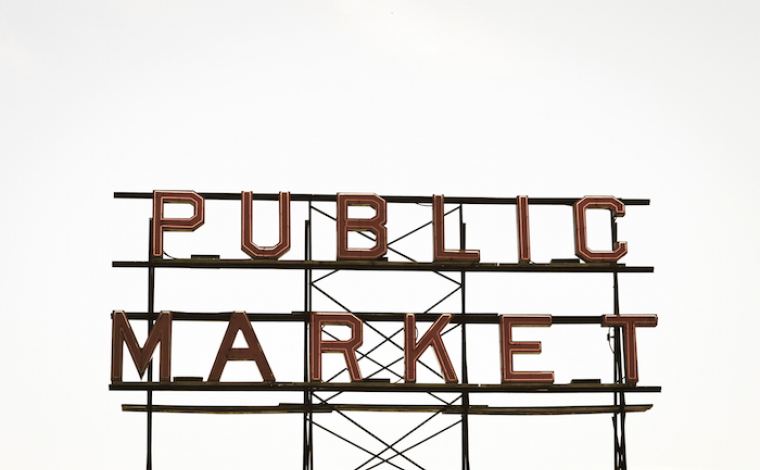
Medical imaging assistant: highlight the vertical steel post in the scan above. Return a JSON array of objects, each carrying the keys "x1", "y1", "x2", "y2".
[
  {"x1": 303, "y1": 216, "x2": 311, "y2": 470},
  {"x1": 308, "y1": 200, "x2": 314, "y2": 470},
  {"x1": 459, "y1": 205, "x2": 470, "y2": 470},
  {"x1": 611, "y1": 212, "x2": 627, "y2": 470},
  {"x1": 147, "y1": 219, "x2": 155, "y2": 470}
]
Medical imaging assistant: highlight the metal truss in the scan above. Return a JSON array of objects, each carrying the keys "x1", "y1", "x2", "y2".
[{"x1": 301, "y1": 201, "x2": 470, "y2": 470}]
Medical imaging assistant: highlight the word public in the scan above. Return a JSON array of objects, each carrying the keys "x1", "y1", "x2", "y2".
[
  {"x1": 112, "y1": 311, "x2": 656, "y2": 385},
  {"x1": 151, "y1": 191, "x2": 630, "y2": 263}
]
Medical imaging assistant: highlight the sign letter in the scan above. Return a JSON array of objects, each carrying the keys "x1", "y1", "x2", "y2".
[
  {"x1": 337, "y1": 193, "x2": 387, "y2": 260},
  {"x1": 602, "y1": 315, "x2": 657, "y2": 384},
  {"x1": 209, "y1": 311, "x2": 275, "y2": 382},
  {"x1": 433, "y1": 195, "x2": 480, "y2": 262},
  {"x1": 311, "y1": 313, "x2": 364, "y2": 381},
  {"x1": 500, "y1": 315, "x2": 554, "y2": 383},
  {"x1": 241, "y1": 191, "x2": 291, "y2": 259},
  {"x1": 573, "y1": 196, "x2": 628, "y2": 262},
  {"x1": 112, "y1": 310, "x2": 172, "y2": 382},
  {"x1": 405, "y1": 314, "x2": 458, "y2": 383},
  {"x1": 152, "y1": 191, "x2": 205, "y2": 257},
  {"x1": 517, "y1": 195, "x2": 531, "y2": 263}
]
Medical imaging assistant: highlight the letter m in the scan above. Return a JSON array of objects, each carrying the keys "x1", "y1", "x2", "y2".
[{"x1": 111, "y1": 311, "x2": 172, "y2": 382}]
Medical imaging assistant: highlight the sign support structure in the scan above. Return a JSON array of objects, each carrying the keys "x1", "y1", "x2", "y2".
[
  {"x1": 611, "y1": 214, "x2": 627, "y2": 470},
  {"x1": 111, "y1": 192, "x2": 659, "y2": 470},
  {"x1": 146, "y1": 219, "x2": 155, "y2": 470}
]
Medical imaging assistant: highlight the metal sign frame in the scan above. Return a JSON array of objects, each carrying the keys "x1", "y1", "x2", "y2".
[{"x1": 111, "y1": 192, "x2": 659, "y2": 470}]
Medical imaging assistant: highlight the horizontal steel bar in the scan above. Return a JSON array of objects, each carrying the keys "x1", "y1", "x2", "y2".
[
  {"x1": 114, "y1": 192, "x2": 650, "y2": 206},
  {"x1": 110, "y1": 381, "x2": 661, "y2": 393},
  {"x1": 113, "y1": 259, "x2": 654, "y2": 273},
  {"x1": 121, "y1": 403, "x2": 652, "y2": 415},
  {"x1": 461, "y1": 404, "x2": 653, "y2": 416},
  {"x1": 123, "y1": 404, "x2": 331, "y2": 414},
  {"x1": 120, "y1": 312, "x2": 610, "y2": 324}
]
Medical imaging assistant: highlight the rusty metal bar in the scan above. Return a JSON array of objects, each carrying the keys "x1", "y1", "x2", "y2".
[
  {"x1": 122, "y1": 403, "x2": 653, "y2": 415},
  {"x1": 146, "y1": 219, "x2": 155, "y2": 470},
  {"x1": 114, "y1": 192, "x2": 650, "y2": 206},
  {"x1": 459, "y1": 207, "x2": 470, "y2": 470},
  {"x1": 464, "y1": 404, "x2": 652, "y2": 415},
  {"x1": 119, "y1": 312, "x2": 614, "y2": 324},
  {"x1": 113, "y1": 258, "x2": 654, "y2": 273},
  {"x1": 307, "y1": 202, "x2": 314, "y2": 470},
  {"x1": 303, "y1": 217, "x2": 311, "y2": 470},
  {"x1": 110, "y1": 382, "x2": 661, "y2": 393},
  {"x1": 610, "y1": 210, "x2": 628, "y2": 470}
]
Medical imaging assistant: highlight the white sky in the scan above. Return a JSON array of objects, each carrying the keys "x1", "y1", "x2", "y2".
[{"x1": 1, "y1": 1, "x2": 758, "y2": 469}]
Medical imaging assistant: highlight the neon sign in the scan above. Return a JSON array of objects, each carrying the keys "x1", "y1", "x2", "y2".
[{"x1": 111, "y1": 190, "x2": 659, "y2": 469}]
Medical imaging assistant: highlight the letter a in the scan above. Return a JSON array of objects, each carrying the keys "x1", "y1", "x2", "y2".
[{"x1": 209, "y1": 311, "x2": 275, "y2": 381}]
